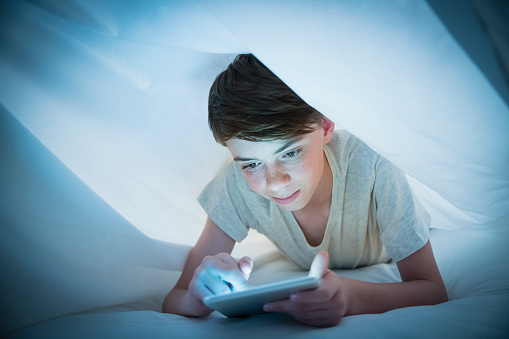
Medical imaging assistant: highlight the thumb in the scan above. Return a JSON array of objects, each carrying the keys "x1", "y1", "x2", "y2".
[
  {"x1": 238, "y1": 256, "x2": 253, "y2": 280},
  {"x1": 309, "y1": 251, "x2": 329, "y2": 278}
]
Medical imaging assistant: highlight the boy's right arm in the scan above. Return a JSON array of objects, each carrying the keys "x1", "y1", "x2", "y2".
[{"x1": 162, "y1": 217, "x2": 253, "y2": 317}]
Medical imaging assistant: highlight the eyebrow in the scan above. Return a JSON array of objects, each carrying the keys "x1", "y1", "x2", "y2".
[{"x1": 233, "y1": 136, "x2": 303, "y2": 162}]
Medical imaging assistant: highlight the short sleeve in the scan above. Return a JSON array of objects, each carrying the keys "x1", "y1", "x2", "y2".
[
  {"x1": 374, "y1": 156, "x2": 430, "y2": 262},
  {"x1": 197, "y1": 161, "x2": 250, "y2": 243}
]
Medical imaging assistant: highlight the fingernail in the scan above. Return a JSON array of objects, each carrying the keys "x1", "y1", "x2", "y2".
[
  {"x1": 263, "y1": 304, "x2": 273, "y2": 312},
  {"x1": 290, "y1": 293, "x2": 299, "y2": 301},
  {"x1": 240, "y1": 264, "x2": 251, "y2": 275}
]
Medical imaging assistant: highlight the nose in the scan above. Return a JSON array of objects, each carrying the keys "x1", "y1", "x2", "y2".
[{"x1": 265, "y1": 164, "x2": 290, "y2": 192}]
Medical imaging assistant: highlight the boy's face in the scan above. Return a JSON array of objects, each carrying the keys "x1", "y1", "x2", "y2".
[{"x1": 226, "y1": 123, "x2": 332, "y2": 212}]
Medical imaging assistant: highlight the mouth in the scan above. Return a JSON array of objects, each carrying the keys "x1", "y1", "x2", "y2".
[{"x1": 272, "y1": 190, "x2": 300, "y2": 205}]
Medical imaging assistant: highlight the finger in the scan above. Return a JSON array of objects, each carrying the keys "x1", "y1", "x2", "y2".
[
  {"x1": 203, "y1": 265, "x2": 248, "y2": 292},
  {"x1": 309, "y1": 251, "x2": 329, "y2": 278},
  {"x1": 238, "y1": 256, "x2": 254, "y2": 279},
  {"x1": 264, "y1": 299, "x2": 326, "y2": 314},
  {"x1": 202, "y1": 254, "x2": 250, "y2": 292},
  {"x1": 292, "y1": 308, "x2": 335, "y2": 322},
  {"x1": 218, "y1": 252, "x2": 238, "y2": 265},
  {"x1": 201, "y1": 270, "x2": 232, "y2": 296},
  {"x1": 292, "y1": 310, "x2": 342, "y2": 328},
  {"x1": 290, "y1": 290, "x2": 332, "y2": 304},
  {"x1": 265, "y1": 299, "x2": 342, "y2": 328},
  {"x1": 189, "y1": 271, "x2": 217, "y2": 300},
  {"x1": 192, "y1": 281, "x2": 215, "y2": 300},
  {"x1": 204, "y1": 254, "x2": 241, "y2": 276},
  {"x1": 290, "y1": 271, "x2": 337, "y2": 303}
]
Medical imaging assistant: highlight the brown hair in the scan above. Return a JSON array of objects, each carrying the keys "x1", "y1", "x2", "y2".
[{"x1": 208, "y1": 54, "x2": 323, "y2": 146}]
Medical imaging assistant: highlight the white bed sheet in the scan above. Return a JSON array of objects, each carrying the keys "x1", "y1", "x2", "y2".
[{"x1": 8, "y1": 227, "x2": 509, "y2": 339}]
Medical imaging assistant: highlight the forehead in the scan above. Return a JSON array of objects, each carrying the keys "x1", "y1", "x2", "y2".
[
  {"x1": 226, "y1": 136, "x2": 300, "y2": 153},
  {"x1": 226, "y1": 129, "x2": 320, "y2": 161}
]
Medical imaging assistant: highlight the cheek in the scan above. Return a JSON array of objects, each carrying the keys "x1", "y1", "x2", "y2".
[
  {"x1": 297, "y1": 153, "x2": 320, "y2": 176},
  {"x1": 299, "y1": 151, "x2": 324, "y2": 183},
  {"x1": 243, "y1": 172, "x2": 265, "y2": 194}
]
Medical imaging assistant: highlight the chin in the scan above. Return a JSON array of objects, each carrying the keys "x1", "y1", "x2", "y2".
[{"x1": 276, "y1": 199, "x2": 308, "y2": 212}]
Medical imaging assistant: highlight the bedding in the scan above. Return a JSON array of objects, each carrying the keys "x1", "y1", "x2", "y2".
[
  {"x1": 6, "y1": 228, "x2": 509, "y2": 338},
  {"x1": 1, "y1": 0, "x2": 508, "y2": 338}
]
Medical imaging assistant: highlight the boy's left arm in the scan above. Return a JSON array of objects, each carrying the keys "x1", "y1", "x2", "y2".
[{"x1": 264, "y1": 240, "x2": 448, "y2": 328}]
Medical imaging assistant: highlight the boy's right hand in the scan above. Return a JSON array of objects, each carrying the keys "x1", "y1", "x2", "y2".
[{"x1": 183, "y1": 253, "x2": 253, "y2": 316}]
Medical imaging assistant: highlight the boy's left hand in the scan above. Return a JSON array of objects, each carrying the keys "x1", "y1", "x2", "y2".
[{"x1": 263, "y1": 251, "x2": 348, "y2": 328}]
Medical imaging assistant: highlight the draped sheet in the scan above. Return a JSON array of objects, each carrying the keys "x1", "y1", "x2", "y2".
[{"x1": 1, "y1": 0, "x2": 508, "y2": 336}]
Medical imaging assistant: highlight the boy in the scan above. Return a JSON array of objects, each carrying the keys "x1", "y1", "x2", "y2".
[{"x1": 162, "y1": 54, "x2": 447, "y2": 328}]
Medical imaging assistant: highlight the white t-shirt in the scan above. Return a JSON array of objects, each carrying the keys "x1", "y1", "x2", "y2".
[{"x1": 198, "y1": 130, "x2": 430, "y2": 270}]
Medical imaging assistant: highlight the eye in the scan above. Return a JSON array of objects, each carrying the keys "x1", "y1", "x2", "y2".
[
  {"x1": 242, "y1": 162, "x2": 261, "y2": 171},
  {"x1": 284, "y1": 148, "x2": 302, "y2": 158}
]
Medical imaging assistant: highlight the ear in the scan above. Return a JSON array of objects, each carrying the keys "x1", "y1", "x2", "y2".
[{"x1": 321, "y1": 116, "x2": 335, "y2": 144}]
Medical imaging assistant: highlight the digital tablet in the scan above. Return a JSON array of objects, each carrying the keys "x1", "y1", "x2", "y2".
[{"x1": 202, "y1": 275, "x2": 320, "y2": 318}]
